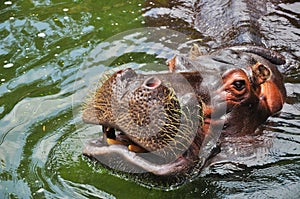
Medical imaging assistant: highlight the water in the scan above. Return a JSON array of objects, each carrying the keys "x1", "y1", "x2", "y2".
[{"x1": 0, "y1": 0, "x2": 299, "y2": 198}]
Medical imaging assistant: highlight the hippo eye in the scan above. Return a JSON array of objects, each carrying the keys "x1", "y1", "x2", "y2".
[{"x1": 233, "y1": 80, "x2": 246, "y2": 91}]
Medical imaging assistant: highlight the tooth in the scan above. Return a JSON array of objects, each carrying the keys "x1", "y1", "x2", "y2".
[
  {"x1": 128, "y1": 144, "x2": 146, "y2": 153},
  {"x1": 106, "y1": 138, "x2": 127, "y2": 145}
]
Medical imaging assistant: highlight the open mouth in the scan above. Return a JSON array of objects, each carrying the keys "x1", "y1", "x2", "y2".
[
  {"x1": 102, "y1": 126, "x2": 148, "y2": 153},
  {"x1": 83, "y1": 123, "x2": 194, "y2": 176}
]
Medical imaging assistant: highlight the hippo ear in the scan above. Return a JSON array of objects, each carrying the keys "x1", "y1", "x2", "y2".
[{"x1": 251, "y1": 62, "x2": 272, "y2": 85}]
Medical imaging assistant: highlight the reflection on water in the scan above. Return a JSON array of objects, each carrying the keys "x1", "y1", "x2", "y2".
[{"x1": 0, "y1": 0, "x2": 299, "y2": 198}]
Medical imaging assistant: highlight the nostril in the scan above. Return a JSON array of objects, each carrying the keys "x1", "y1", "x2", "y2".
[{"x1": 143, "y1": 77, "x2": 161, "y2": 89}]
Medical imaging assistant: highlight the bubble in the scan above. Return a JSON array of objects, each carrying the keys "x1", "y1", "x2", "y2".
[
  {"x1": 36, "y1": 188, "x2": 44, "y2": 193},
  {"x1": 37, "y1": 32, "x2": 46, "y2": 38},
  {"x1": 3, "y1": 63, "x2": 13, "y2": 68},
  {"x1": 4, "y1": 1, "x2": 12, "y2": 5}
]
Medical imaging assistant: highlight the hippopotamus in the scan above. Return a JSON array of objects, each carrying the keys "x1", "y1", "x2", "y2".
[{"x1": 82, "y1": 0, "x2": 287, "y2": 186}]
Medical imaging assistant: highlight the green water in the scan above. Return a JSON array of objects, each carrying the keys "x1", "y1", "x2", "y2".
[{"x1": 1, "y1": 0, "x2": 300, "y2": 198}]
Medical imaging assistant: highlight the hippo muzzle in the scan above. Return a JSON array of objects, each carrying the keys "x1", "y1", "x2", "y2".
[{"x1": 82, "y1": 68, "x2": 206, "y2": 176}]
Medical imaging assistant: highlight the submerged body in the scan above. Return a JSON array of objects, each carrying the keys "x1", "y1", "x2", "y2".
[{"x1": 82, "y1": 0, "x2": 287, "y2": 185}]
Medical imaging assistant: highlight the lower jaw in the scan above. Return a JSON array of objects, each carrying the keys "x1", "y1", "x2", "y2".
[
  {"x1": 83, "y1": 138, "x2": 202, "y2": 190},
  {"x1": 83, "y1": 136, "x2": 193, "y2": 174}
]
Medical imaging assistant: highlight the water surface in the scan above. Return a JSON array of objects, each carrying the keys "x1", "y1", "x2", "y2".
[{"x1": 0, "y1": 0, "x2": 299, "y2": 198}]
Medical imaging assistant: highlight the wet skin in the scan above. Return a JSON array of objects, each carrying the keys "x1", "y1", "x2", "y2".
[{"x1": 82, "y1": 45, "x2": 286, "y2": 177}]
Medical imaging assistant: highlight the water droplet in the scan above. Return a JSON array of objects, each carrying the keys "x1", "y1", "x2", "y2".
[
  {"x1": 37, "y1": 32, "x2": 46, "y2": 38},
  {"x1": 36, "y1": 188, "x2": 44, "y2": 193},
  {"x1": 31, "y1": 13, "x2": 38, "y2": 17},
  {"x1": 3, "y1": 63, "x2": 13, "y2": 68},
  {"x1": 4, "y1": 1, "x2": 12, "y2": 5}
]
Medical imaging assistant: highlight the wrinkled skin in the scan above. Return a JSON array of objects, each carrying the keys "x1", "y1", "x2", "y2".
[{"x1": 82, "y1": 0, "x2": 287, "y2": 183}]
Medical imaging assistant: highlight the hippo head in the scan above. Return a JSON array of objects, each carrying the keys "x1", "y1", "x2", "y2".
[
  {"x1": 82, "y1": 45, "x2": 286, "y2": 183},
  {"x1": 169, "y1": 45, "x2": 286, "y2": 136}
]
